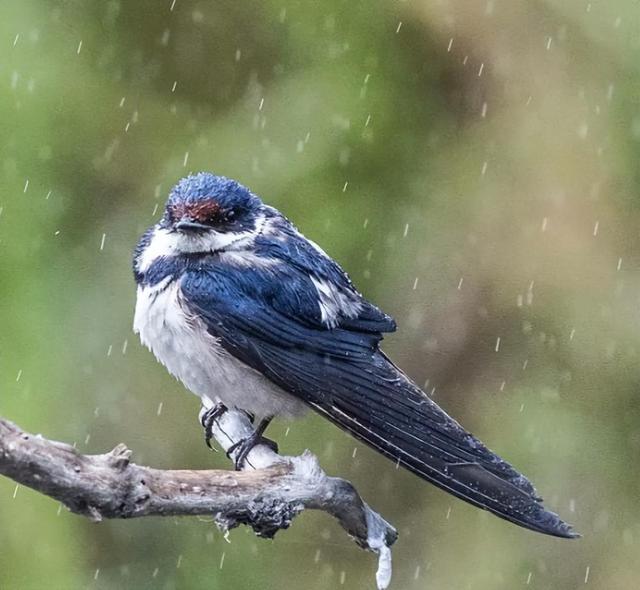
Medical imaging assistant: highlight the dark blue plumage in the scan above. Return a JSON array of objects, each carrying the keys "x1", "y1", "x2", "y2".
[
  {"x1": 133, "y1": 172, "x2": 577, "y2": 539},
  {"x1": 168, "y1": 173, "x2": 260, "y2": 212},
  {"x1": 162, "y1": 174, "x2": 260, "y2": 234}
]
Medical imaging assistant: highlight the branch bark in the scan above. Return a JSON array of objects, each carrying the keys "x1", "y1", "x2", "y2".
[{"x1": 0, "y1": 412, "x2": 397, "y2": 589}]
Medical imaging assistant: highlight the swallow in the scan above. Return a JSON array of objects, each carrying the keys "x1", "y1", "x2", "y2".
[{"x1": 133, "y1": 172, "x2": 577, "y2": 538}]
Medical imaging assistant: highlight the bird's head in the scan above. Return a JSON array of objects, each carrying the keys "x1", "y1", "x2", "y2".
[
  {"x1": 153, "y1": 172, "x2": 266, "y2": 255},
  {"x1": 163, "y1": 172, "x2": 262, "y2": 235}
]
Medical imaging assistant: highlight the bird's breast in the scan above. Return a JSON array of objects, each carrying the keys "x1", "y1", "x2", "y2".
[{"x1": 133, "y1": 276, "x2": 306, "y2": 419}]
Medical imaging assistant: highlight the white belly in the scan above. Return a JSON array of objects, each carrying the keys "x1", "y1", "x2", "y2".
[{"x1": 133, "y1": 277, "x2": 307, "y2": 419}]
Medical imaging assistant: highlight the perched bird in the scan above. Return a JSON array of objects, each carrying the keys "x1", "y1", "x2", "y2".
[{"x1": 133, "y1": 172, "x2": 577, "y2": 538}]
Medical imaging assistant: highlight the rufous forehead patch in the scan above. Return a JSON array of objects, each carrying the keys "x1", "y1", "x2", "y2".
[{"x1": 170, "y1": 198, "x2": 222, "y2": 222}]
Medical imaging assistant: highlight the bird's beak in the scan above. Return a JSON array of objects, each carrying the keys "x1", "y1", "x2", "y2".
[{"x1": 174, "y1": 217, "x2": 210, "y2": 232}]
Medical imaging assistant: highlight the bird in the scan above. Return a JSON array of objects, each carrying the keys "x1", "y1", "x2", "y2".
[{"x1": 133, "y1": 172, "x2": 577, "y2": 539}]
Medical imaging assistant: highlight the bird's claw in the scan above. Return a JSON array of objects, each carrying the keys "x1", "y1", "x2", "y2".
[
  {"x1": 200, "y1": 402, "x2": 228, "y2": 450},
  {"x1": 227, "y1": 433, "x2": 279, "y2": 470}
]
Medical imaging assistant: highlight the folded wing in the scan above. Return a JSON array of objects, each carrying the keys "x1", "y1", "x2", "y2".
[{"x1": 181, "y1": 260, "x2": 576, "y2": 538}]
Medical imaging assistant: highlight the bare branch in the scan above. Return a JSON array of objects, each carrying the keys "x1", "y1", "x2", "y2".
[{"x1": 0, "y1": 414, "x2": 397, "y2": 589}]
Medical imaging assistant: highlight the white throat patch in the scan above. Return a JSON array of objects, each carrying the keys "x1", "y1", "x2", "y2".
[{"x1": 136, "y1": 214, "x2": 267, "y2": 273}]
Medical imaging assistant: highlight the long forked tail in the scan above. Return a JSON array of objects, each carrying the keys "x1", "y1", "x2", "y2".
[{"x1": 306, "y1": 352, "x2": 578, "y2": 538}]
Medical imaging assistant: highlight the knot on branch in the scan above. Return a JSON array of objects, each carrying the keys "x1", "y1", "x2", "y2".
[
  {"x1": 68, "y1": 498, "x2": 105, "y2": 522},
  {"x1": 107, "y1": 443, "x2": 132, "y2": 471},
  {"x1": 215, "y1": 497, "x2": 305, "y2": 539}
]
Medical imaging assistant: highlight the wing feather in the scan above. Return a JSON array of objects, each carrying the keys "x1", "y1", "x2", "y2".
[{"x1": 181, "y1": 261, "x2": 576, "y2": 538}]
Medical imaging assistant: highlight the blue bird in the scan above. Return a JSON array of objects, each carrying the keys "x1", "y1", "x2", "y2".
[{"x1": 133, "y1": 172, "x2": 577, "y2": 539}]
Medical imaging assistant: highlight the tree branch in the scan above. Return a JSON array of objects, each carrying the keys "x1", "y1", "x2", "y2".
[{"x1": 0, "y1": 412, "x2": 397, "y2": 589}]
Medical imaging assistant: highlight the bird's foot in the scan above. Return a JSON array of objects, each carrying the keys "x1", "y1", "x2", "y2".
[
  {"x1": 226, "y1": 432, "x2": 279, "y2": 470},
  {"x1": 200, "y1": 402, "x2": 228, "y2": 450}
]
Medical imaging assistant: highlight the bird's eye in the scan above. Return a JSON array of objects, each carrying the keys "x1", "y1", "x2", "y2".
[
  {"x1": 185, "y1": 205, "x2": 241, "y2": 228},
  {"x1": 205, "y1": 211, "x2": 221, "y2": 224}
]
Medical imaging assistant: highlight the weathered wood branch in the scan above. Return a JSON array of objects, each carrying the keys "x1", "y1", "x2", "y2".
[{"x1": 0, "y1": 412, "x2": 397, "y2": 589}]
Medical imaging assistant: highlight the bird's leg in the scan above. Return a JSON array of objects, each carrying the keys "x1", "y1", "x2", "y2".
[
  {"x1": 200, "y1": 402, "x2": 228, "y2": 450},
  {"x1": 226, "y1": 416, "x2": 278, "y2": 470}
]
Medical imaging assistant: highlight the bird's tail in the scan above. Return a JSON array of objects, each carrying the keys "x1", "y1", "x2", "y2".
[{"x1": 306, "y1": 352, "x2": 578, "y2": 538}]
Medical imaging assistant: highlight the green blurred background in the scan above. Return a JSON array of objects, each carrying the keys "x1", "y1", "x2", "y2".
[{"x1": 1, "y1": 0, "x2": 639, "y2": 588}]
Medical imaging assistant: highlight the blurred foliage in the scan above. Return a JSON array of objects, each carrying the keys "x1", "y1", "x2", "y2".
[{"x1": 1, "y1": 0, "x2": 639, "y2": 588}]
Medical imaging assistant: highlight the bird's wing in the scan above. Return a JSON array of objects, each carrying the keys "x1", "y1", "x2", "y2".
[
  {"x1": 253, "y1": 217, "x2": 397, "y2": 333},
  {"x1": 181, "y1": 262, "x2": 576, "y2": 538}
]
